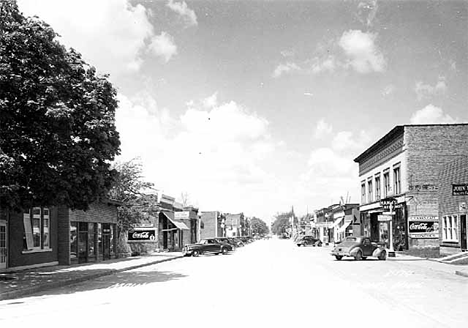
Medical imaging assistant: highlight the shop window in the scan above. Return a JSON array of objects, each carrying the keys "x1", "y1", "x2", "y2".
[
  {"x1": 443, "y1": 215, "x2": 459, "y2": 242},
  {"x1": 375, "y1": 175, "x2": 381, "y2": 200},
  {"x1": 23, "y1": 207, "x2": 50, "y2": 251},
  {"x1": 70, "y1": 222, "x2": 77, "y2": 259}
]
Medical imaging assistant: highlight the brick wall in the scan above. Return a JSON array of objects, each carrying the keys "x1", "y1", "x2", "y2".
[
  {"x1": 69, "y1": 202, "x2": 118, "y2": 223},
  {"x1": 405, "y1": 125, "x2": 468, "y2": 250},
  {"x1": 200, "y1": 211, "x2": 217, "y2": 239}
]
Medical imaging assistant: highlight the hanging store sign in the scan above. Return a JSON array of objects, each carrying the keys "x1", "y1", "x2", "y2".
[
  {"x1": 378, "y1": 215, "x2": 392, "y2": 222},
  {"x1": 452, "y1": 184, "x2": 468, "y2": 196},
  {"x1": 128, "y1": 229, "x2": 157, "y2": 242}
]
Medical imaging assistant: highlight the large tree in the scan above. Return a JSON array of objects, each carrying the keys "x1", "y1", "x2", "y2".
[
  {"x1": 250, "y1": 217, "x2": 269, "y2": 236},
  {"x1": 0, "y1": 1, "x2": 120, "y2": 211},
  {"x1": 271, "y1": 210, "x2": 295, "y2": 236}
]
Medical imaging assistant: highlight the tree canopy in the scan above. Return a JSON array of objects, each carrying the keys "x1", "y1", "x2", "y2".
[
  {"x1": 0, "y1": 1, "x2": 120, "y2": 211},
  {"x1": 250, "y1": 217, "x2": 269, "y2": 236},
  {"x1": 271, "y1": 210, "x2": 295, "y2": 235}
]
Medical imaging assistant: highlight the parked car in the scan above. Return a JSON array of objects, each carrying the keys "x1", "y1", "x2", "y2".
[
  {"x1": 296, "y1": 235, "x2": 322, "y2": 247},
  {"x1": 331, "y1": 236, "x2": 387, "y2": 261},
  {"x1": 182, "y1": 238, "x2": 233, "y2": 257},
  {"x1": 215, "y1": 237, "x2": 241, "y2": 248}
]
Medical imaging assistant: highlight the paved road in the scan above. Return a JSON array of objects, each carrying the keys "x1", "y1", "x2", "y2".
[{"x1": 1, "y1": 238, "x2": 467, "y2": 328}]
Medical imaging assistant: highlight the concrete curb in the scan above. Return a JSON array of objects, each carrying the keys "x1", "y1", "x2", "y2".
[{"x1": 0, "y1": 255, "x2": 184, "y2": 301}]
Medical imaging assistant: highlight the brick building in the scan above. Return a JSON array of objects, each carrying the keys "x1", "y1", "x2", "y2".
[
  {"x1": 0, "y1": 200, "x2": 120, "y2": 272},
  {"x1": 438, "y1": 156, "x2": 468, "y2": 255},
  {"x1": 354, "y1": 124, "x2": 468, "y2": 256},
  {"x1": 199, "y1": 211, "x2": 225, "y2": 239}
]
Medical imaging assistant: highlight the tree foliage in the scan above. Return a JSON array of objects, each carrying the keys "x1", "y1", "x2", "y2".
[
  {"x1": 109, "y1": 159, "x2": 156, "y2": 233},
  {"x1": 250, "y1": 217, "x2": 269, "y2": 235},
  {"x1": 271, "y1": 210, "x2": 295, "y2": 235},
  {"x1": 0, "y1": 1, "x2": 120, "y2": 211}
]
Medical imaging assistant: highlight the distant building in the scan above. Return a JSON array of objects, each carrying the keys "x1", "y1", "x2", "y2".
[{"x1": 354, "y1": 124, "x2": 468, "y2": 257}]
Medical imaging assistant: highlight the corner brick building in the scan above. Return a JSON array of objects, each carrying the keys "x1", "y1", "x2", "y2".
[{"x1": 354, "y1": 124, "x2": 468, "y2": 257}]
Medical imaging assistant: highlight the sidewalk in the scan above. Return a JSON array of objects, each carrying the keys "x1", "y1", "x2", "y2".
[
  {"x1": 0, "y1": 252, "x2": 184, "y2": 301},
  {"x1": 324, "y1": 243, "x2": 468, "y2": 278}
]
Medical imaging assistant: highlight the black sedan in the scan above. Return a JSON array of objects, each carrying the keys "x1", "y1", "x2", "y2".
[
  {"x1": 296, "y1": 235, "x2": 323, "y2": 247},
  {"x1": 182, "y1": 238, "x2": 233, "y2": 257}
]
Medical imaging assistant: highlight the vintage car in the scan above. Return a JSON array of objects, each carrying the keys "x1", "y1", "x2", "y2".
[
  {"x1": 182, "y1": 238, "x2": 233, "y2": 257},
  {"x1": 331, "y1": 236, "x2": 387, "y2": 261},
  {"x1": 296, "y1": 235, "x2": 323, "y2": 247}
]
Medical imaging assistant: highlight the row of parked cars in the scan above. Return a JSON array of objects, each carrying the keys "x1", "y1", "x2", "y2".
[
  {"x1": 182, "y1": 236, "x2": 256, "y2": 257},
  {"x1": 294, "y1": 234, "x2": 388, "y2": 261}
]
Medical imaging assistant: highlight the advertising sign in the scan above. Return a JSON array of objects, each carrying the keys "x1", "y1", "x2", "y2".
[
  {"x1": 175, "y1": 211, "x2": 190, "y2": 220},
  {"x1": 378, "y1": 215, "x2": 392, "y2": 222},
  {"x1": 128, "y1": 229, "x2": 157, "y2": 242},
  {"x1": 408, "y1": 219, "x2": 439, "y2": 239},
  {"x1": 452, "y1": 184, "x2": 468, "y2": 196}
]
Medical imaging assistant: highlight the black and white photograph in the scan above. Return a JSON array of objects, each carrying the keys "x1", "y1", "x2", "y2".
[{"x1": 1, "y1": 0, "x2": 468, "y2": 327}]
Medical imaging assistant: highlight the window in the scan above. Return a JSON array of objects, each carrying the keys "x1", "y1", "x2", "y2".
[
  {"x1": 375, "y1": 175, "x2": 381, "y2": 200},
  {"x1": 383, "y1": 171, "x2": 390, "y2": 197},
  {"x1": 368, "y1": 179, "x2": 373, "y2": 203},
  {"x1": 23, "y1": 207, "x2": 50, "y2": 251},
  {"x1": 393, "y1": 166, "x2": 401, "y2": 195},
  {"x1": 361, "y1": 182, "x2": 366, "y2": 204},
  {"x1": 442, "y1": 215, "x2": 459, "y2": 242}
]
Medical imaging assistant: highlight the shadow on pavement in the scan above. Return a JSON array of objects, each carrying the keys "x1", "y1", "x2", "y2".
[{"x1": 26, "y1": 269, "x2": 188, "y2": 298}]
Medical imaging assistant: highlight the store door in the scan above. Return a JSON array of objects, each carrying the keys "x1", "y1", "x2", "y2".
[
  {"x1": 461, "y1": 215, "x2": 467, "y2": 251},
  {"x1": 0, "y1": 222, "x2": 7, "y2": 270}
]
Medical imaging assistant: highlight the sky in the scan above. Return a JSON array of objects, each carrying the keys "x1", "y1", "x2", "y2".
[{"x1": 17, "y1": 0, "x2": 468, "y2": 224}]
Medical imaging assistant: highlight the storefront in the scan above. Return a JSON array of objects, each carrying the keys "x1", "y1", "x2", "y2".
[
  {"x1": 159, "y1": 211, "x2": 190, "y2": 251},
  {"x1": 438, "y1": 157, "x2": 468, "y2": 255}
]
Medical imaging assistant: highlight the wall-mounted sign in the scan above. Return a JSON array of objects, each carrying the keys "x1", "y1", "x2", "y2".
[
  {"x1": 408, "y1": 216, "x2": 438, "y2": 222},
  {"x1": 452, "y1": 184, "x2": 468, "y2": 196},
  {"x1": 128, "y1": 229, "x2": 157, "y2": 242},
  {"x1": 459, "y1": 202, "x2": 467, "y2": 212},
  {"x1": 408, "y1": 220, "x2": 439, "y2": 239},
  {"x1": 174, "y1": 211, "x2": 190, "y2": 220}
]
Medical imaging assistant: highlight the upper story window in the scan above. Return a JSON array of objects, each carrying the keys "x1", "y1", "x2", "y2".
[
  {"x1": 23, "y1": 207, "x2": 50, "y2": 251},
  {"x1": 367, "y1": 179, "x2": 373, "y2": 203},
  {"x1": 383, "y1": 171, "x2": 390, "y2": 197},
  {"x1": 361, "y1": 182, "x2": 366, "y2": 204},
  {"x1": 393, "y1": 166, "x2": 401, "y2": 195},
  {"x1": 375, "y1": 175, "x2": 381, "y2": 201}
]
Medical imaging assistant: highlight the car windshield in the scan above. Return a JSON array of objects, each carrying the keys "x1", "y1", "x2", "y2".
[{"x1": 339, "y1": 237, "x2": 359, "y2": 247}]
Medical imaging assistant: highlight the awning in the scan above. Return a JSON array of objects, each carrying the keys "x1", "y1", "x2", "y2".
[
  {"x1": 338, "y1": 216, "x2": 353, "y2": 234},
  {"x1": 162, "y1": 212, "x2": 189, "y2": 230}
]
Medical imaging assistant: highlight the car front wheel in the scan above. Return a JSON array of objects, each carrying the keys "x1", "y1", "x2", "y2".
[
  {"x1": 222, "y1": 248, "x2": 228, "y2": 255},
  {"x1": 192, "y1": 250, "x2": 200, "y2": 257},
  {"x1": 355, "y1": 250, "x2": 363, "y2": 261},
  {"x1": 335, "y1": 255, "x2": 343, "y2": 261},
  {"x1": 378, "y1": 250, "x2": 387, "y2": 261}
]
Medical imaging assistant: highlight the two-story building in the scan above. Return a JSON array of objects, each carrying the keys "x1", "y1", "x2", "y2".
[{"x1": 354, "y1": 124, "x2": 468, "y2": 256}]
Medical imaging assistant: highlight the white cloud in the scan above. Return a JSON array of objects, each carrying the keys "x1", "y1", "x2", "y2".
[
  {"x1": 314, "y1": 119, "x2": 333, "y2": 139},
  {"x1": 148, "y1": 32, "x2": 178, "y2": 63},
  {"x1": 17, "y1": 0, "x2": 166, "y2": 78},
  {"x1": 415, "y1": 77, "x2": 447, "y2": 101},
  {"x1": 301, "y1": 127, "x2": 372, "y2": 207},
  {"x1": 310, "y1": 55, "x2": 337, "y2": 74},
  {"x1": 382, "y1": 84, "x2": 395, "y2": 97},
  {"x1": 272, "y1": 62, "x2": 301, "y2": 78},
  {"x1": 167, "y1": 0, "x2": 198, "y2": 27},
  {"x1": 410, "y1": 105, "x2": 458, "y2": 124},
  {"x1": 339, "y1": 30, "x2": 386, "y2": 73},
  {"x1": 116, "y1": 93, "x2": 277, "y2": 216}
]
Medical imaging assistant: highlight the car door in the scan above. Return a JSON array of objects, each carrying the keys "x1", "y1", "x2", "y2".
[
  {"x1": 361, "y1": 238, "x2": 373, "y2": 256},
  {"x1": 207, "y1": 239, "x2": 219, "y2": 252}
]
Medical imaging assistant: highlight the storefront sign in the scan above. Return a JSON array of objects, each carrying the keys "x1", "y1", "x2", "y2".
[
  {"x1": 128, "y1": 229, "x2": 157, "y2": 242},
  {"x1": 378, "y1": 215, "x2": 392, "y2": 222},
  {"x1": 408, "y1": 216, "x2": 438, "y2": 222},
  {"x1": 174, "y1": 211, "x2": 190, "y2": 220},
  {"x1": 408, "y1": 220, "x2": 439, "y2": 239},
  {"x1": 459, "y1": 202, "x2": 467, "y2": 212},
  {"x1": 452, "y1": 184, "x2": 468, "y2": 196}
]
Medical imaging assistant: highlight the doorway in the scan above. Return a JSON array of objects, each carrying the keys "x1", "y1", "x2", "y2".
[
  {"x1": 461, "y1": 215, "x2": 467, "y2": 251},
  {"x1": 0, "y1": 221, "x2": 7, "y2": 270}
]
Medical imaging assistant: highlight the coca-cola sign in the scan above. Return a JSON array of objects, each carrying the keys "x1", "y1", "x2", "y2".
[
  {"x1": 408, "y1": 220, "x2": 439, "y2": 239},
  {"x1": 128, "y1": 229, "x2": 157, "y2": 242}
]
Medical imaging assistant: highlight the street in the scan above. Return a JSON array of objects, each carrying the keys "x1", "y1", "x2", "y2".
[{"x1": 1, "y1": 238, "x2": 467, "y2": 328}]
